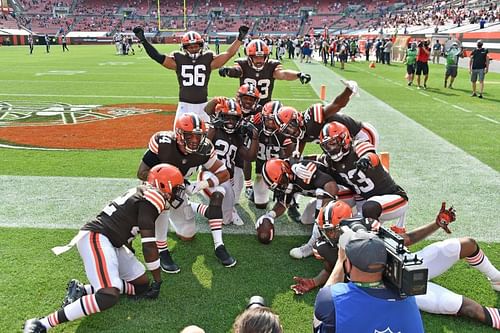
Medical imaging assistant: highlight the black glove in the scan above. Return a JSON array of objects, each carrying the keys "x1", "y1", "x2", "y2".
[
  {"x1": 240, "y1": 121, "x2": 258, "y2": 138},
  {"x1": 297, "y1": 72, "x2": 311, "y2": 84},
  {"x1": 355, "y1": 156, "x2": 371, "y2": 172},
  {"x1": 219, "y1": 67, "x2": 229, "y2": 77},
  {"x1": 238, "y1": 25, "x2": 250, "y2": 42},
  {"x1": 133, "y1": 26, "x2": 146, "y2": 42}
]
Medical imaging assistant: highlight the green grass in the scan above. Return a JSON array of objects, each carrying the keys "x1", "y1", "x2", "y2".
[
  {"x1": 326, "y1": 61, "x2": 500, "y2": 171},
  {"x1": 0, "y1": 45, "x2": 499, "y2": 332},
  {"x1": 1, "y1": 228, "x2": 498, "y2": 333}
]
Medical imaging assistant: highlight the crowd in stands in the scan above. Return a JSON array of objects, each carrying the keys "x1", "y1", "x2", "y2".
[{"x1": 2, "y1": 0, "x2": 499, "y2": 36}]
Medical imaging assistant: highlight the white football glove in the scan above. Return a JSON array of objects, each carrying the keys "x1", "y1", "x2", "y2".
[
  {"x1": 341, "y1": 79, "x2": 360, "y2": 97},
  {"x1": 291, "y1": 163, "x2": 315, "y2": 184},
  {"x1": 255, "y1": 212, "x2": 275, "y2": 229},
  {"x1": 186, "y1": 180, "x2": 209, "y2": 196}
]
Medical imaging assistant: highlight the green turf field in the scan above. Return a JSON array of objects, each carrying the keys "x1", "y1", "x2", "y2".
[{"x1": 0, "y1": 45, "x2": 498, "y2": 332}]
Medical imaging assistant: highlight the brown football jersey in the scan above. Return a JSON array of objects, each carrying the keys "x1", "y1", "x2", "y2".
[
  {"x1": 235, "y1": 58, "x2": 281, "y2": 105},
  {"x1": 82, "y1": 185, "x2": 165, "y2": 248},
  {"x1": 174, "y1": 51, "x2": 214, "y2": 104}
]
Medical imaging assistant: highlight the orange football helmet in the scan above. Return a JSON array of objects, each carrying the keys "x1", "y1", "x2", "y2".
[
  {"x1": 246, "y1": 39, "x2": 270, "y2": 71},
  {"x1": 319, "y1": 121, "x2": 352, "y2": 161},
  {"x1": 147, "y1": 163, "x2": 185, "y2": 208},
  {"x1": 181, "y1": 31, "x2": 204, "y2": 59},
  {"x1": 276, "y1": 106, "x2": 305, "y2": 139},
  {"x1": 261, "y1": 100, "x2": 282, "y2": 136},
  {"x1": 174, "y1": 113, "x2": 207, "y2": 154},
  {"x1": 316, "y1": 200, "x2": 353, "y2": 245},
  {"x1": 215, "y1": 98, "x2": 242, "y2": 134},
  {"x1": 262, "y1": 158, "x2": 293, "y2": 192},
  {"x1": 237, "y1": 82, "x2": 260, "y2": 115}
]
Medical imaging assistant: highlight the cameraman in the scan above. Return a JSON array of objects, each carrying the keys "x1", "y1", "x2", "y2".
[
  {"x1": 313, "y1": 231, "x2": 424, "y2": 333},
  {"x1": 415, "y1": 40, "x2": 430, "y2": 89}
]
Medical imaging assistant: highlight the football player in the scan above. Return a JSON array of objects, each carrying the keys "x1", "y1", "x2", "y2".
[
  {"x1": 257, "y1": 158, "x2": 339, "y2": 242},
  {"x1": 318, "y1": 121, "x2": 407, "y2": 232},
  {"x1": 250, "y1": 101, "x2": 296, "y2": 210},
  {"x1": 137, "y1": 113, "x2": 236, "y2": 272},
  {"x1": 204, "y1": 98, "x2": 260, "y2": 225},
  {"x1": 218, "y1": 38, "x2": 311, "y2": 110},
  {"x1": 274, "y1": 80, "x2": 378, "y2": 153},
  {"x1": 218, "y1": 38, "x2": 311, "y2": 210},
  {"x1": 287, "y1": 120, "x2": 406, "y2": 260},
  {"x1": 133, "y1": 25, "x2": 249, "y2": 122},
  {"x1": 310, "y1": 201, "x2": 500, "y2": 331},
  {"x1": 23, "y1": 164, "x2": 185, "y2": 333}
]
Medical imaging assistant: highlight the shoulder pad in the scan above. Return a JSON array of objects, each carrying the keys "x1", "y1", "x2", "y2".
[
  {"x1": 353, "y1": 140, "x2": 375, "y2": 158},
  {"x1": 143, "y1": 188, "x2": 166, "y2": 214}
]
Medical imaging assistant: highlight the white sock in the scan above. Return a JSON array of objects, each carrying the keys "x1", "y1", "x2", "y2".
[{"x1": 466, "y1": 249, "x2": 500, "y2": 280}]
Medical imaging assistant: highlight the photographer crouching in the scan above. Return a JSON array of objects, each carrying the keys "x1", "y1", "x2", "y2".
[{"x1": 313, "y1": 230, "x2": 425, "y2": 333}]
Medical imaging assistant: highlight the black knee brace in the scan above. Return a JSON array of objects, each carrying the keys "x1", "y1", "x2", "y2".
[
  {"x1": 207, "y1": 192, "x2": 224, "y2": 220},
  {"x1": 95, "y1": 290, "x2": 119, "y2": 311},
  {"x1": 362, "y1": 201, "x2": 382, "y2": 220}
]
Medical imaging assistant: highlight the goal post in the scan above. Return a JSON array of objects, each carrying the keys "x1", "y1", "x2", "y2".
[{"x1": 157, "y1": 0, "x2": 187, "y2": 32}]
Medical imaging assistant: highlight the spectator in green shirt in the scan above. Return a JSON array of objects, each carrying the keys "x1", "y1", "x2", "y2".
[
  {"x1": 404, "y1": 42, "x2": 418, "y2": 86},
  {"x1": 444, "y1": 42, "x2": 462, "y2": 89}
]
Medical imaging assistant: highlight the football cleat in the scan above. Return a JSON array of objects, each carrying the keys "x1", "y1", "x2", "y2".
[
  {"x1": 62, "y1": 279, "x2": 86, "y2": 307},
  {"x1": 489, "y1": 277, "x2": 500, "y2": 292},
  {"x1": 287, "y1": 203, "x2": 302, "y2": 224},
  {"x1": 245, "y1": 187, "x2": 255, "y2": 202},
  {"x1": 23, "y1": 318, "x2": 46, "y2": 333},
  {"x1": 289, "y1": 243, "x2": 313, "y2": 259},
  {"x1": 160, "y1": 250, "x2": 180, "y2": 274},
  {"x1": 231, "y1": 208, "x2": 244, "y2": 226},
  {"x1": 215, "y1": 244, "x2": 237, "y2": 267}
]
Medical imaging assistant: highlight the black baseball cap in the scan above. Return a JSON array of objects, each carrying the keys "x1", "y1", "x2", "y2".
[{"x1": 345, "y1": 231, "x2": 387, "y2": 273}]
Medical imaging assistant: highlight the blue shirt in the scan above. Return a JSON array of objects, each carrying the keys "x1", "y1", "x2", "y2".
[{"x1": 314, "y1": 282, "x2": 424, "y2": 333}]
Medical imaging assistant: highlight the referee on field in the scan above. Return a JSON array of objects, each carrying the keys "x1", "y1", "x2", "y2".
[{"x1": 469, "y1": 40, "x2": 489, "y2": 99}]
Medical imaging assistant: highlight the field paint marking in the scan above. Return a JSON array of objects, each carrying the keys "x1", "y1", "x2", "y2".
[
  {"x1": 0, "y1": 93, "x2": 317, "y2": 102},
  {"x1": 355, "y1": 64, "x2": 500, "y2": 126},
  {"x1": 0, "y1": 143, "x2": 68, "y2": 151},
  {"x1": 432, "y1": 97, "x2": 450, "y2": 105},
  {"x1": 452, "y1": 105, "x2": 472, "y2": 113},
  {"x1": 35, "y1": 70, "x2": 86, "y2": 77},
  {"x1": 98, "y1": 62, "x2": 135, "y2": 66},
  {"x1": 477, "y1": 114, "x2": 500, "y2": 124}
]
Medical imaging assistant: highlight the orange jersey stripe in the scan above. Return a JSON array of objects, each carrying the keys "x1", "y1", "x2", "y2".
[{"x1": 382, "y1": 197, "x2": 407, "y2": 213}]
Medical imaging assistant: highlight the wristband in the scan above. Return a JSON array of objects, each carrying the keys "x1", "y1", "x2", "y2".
[{"x1": 266, "y1": 210, "x2": 277, "y2": 219}]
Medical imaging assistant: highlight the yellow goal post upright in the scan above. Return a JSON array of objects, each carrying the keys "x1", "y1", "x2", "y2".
[{"x1": 157, "y1": 0, "x2": 187, "y2": 32}]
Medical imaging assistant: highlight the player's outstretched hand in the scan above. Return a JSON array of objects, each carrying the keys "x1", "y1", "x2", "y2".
[
  {"x1": 435, "y1": 202, "x2": 456, "y2": 234},
  {"x1": 298, "y1": 72, "x2": 311, "y2": 84},
  {"x1": 219, "y1": 67, "x2": 229, "y2": 77},
  {"x1": 133, "y1": 26, "x2": 146, "y2": 42},
  {"x1": 355, "y1": 156, "x2": 372, "y2": 172},
  {"x1": 291, "y1": 276, "x2": 317, "y2": 295},
  {"x1": 237, "y1": 25, "x2": 250, "y2": 41}
]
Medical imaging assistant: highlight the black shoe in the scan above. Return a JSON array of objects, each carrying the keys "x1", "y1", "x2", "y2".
[
  {"x1": 215, "y1": 244, "x2": 236, "y2": 267},
  {"x1": 407, "y1": 81, "x2": 412, "y2": 86},
  {"x1": 160, "y1": 250, "x2": 180, "y2": 273},
  {"x1": 23, "y1": 318, "x2": 46, "y2": 333},
  {"x1": 245, "y1": 187, "x2": 254, "y2": 203},
  {"x1": 423, "y1": 84, "x2": 427, "y2": 89},
  {"x1": 288, "y1": 203, "x2": 302, "y2": 224},
  {"x1": 471, "y1": 92, "x2": 477, "y2": 97},
  {"x1": 478, "y1": 94, "x2": 483, "y2": 99},
  {"x1": 62, "y1": 279, "x2": 86, "y2": 307},
  {"x1": 444, "y1": 81, "x2": 447, "y2": 88}
]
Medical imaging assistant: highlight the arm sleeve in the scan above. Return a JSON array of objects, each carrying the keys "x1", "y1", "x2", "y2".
[
  {"x1": 142, "y1": 39, "x2": 166, "y2": 65},
  {"x1": 142, "y1": 150, "x2": 161, "y2": 168}
]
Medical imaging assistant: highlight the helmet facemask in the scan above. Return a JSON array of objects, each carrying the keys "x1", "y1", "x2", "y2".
[
  {"x1": 169, "y1": 184, "x2": 185, "y2": 209},
  {"x1": 177, "y1": 129, "x2": 207, "y2": 154},
  {"x1": 248, "y1": 55, "x2": 268, "y2": 71},
  {"x1": 220, "y1": 114, "x2": 242, "y2": 134},
  {"x1": 320, "y1": 134, "x2": 349, "y2": 161},
  {"x1": 238, "y1": 94, "x2": 259, "y2": 115}
]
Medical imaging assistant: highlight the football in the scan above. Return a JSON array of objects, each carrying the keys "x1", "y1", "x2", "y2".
[{"x1": 256, "y1": 217, "x2": 274, "y2": 244}]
